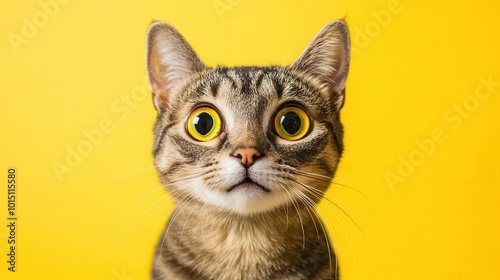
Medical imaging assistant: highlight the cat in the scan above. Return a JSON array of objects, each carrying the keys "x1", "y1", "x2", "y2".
[{"x1": 146, "y1": 19, "x2": 350, "y2": 280}]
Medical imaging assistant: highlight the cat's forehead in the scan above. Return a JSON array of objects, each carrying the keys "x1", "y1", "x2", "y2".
[
  {"x1": 209, "y1": 67, "x2": 276, "y2": 103},
  {"x1": 178, "y1": 66, "x2": 326, "y2": 109},
  {"x1": 203, "y1": 66, "x2": 281, "y2": 101}
]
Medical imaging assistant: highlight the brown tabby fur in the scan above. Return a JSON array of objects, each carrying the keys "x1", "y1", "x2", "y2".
[{"x1": 146, "y1": 19, "x2": 350, "y2": 280}]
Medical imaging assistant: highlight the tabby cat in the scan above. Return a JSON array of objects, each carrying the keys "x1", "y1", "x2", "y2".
[{"x1": 146, "y1": 19, "x2": 350, "y2": 280}]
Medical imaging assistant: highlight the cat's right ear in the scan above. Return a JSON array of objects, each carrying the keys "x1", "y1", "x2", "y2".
[{"x1": 146, "y1": 22, "x2": 206, "y2": 111}]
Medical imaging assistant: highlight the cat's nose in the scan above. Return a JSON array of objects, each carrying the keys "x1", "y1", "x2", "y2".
[{"x1": 231, "y1": 147, "x2": 262, "y2": 168}]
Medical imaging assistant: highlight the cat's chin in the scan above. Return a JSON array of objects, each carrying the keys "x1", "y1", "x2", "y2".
[
  {"x1": 193, "y1": 183, "x2": 289, "y2": 216},
  {"x1": 226, "y1": 179, "x2": 270, "y2": 193}
]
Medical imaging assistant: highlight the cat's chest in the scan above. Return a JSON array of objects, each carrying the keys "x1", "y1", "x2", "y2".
[
  {"x1": 158, "y1": 205, "x2": 333, "y2": 280},
  {"x1": 200, "y1": 221, "x2": 285, "y2": 262},
  {"x1": 169, "y1": 215, "x2": 298, "y2": 279},
  {"x1": 195, "y1": 233, "x2": 299, "y2": 280}
]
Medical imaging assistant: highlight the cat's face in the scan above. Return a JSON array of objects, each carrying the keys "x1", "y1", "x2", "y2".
[{"x1": 147, "y1": 21, "x2": 350, "y2": 215}]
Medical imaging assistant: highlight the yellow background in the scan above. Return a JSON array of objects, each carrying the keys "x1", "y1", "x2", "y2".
[{"x1": 1, "y1": 0, "x2": 499, "y2": 279}]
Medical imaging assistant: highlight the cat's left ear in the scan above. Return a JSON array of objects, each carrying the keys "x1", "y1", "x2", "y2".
[
  {"x1": 290, "y1": 20, "x2": 350, "y2": 110},
  {"x1": 146, "y1": 21, "x2": 206, "y2": 111}
]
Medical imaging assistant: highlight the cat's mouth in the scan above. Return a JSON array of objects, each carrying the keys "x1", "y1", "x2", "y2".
[{"x1": 226, "y1": 177, "x2": 270, "y2": 193}]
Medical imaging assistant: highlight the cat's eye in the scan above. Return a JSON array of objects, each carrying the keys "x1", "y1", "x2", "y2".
[
  {"x1": 187, "y1": 107, "x2": 222, "y2": 142},
  {"x1": 274, "y1": 106, "x2": 310, "y2": 141}
]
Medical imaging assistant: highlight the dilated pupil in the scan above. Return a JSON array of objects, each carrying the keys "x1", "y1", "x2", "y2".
[
  {"x1": 281, "y1": 112, "x2": 302, "y2": 135},
  {"x1": 194, "y1": 112, "x2": 214, "y2": 136}
]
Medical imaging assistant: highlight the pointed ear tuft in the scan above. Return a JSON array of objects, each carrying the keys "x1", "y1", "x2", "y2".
[
  {"x1": 146, "y1": 22, "x2": 206, "y2": 110},
  {"x1": 290, "y1": 20, "x2": 350, "y2": 110}
]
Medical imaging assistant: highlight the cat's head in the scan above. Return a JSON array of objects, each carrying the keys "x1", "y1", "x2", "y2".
[{"x1": 146, "y1": 20, "x2": 350, "y2": 215}]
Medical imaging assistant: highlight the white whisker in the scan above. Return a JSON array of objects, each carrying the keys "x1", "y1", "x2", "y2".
[
  {"x1": 142, "y1": 195, "x2": 171, "y2": 232},
  {"x1": 120, "y1": 192, "x2": 169, "y2": 256},
  {"x1": 278, "y1": 183, "x2": 306, "y2": 249},
  {"x1": 293, "y1": 179, "x2": 360, "y2": 280},
  {"x1": 200, "y1": 188, "x2": 218, "y2": 246},
  {"x1": 119, "y1": 185, "x2": 165, "y2": 234},
  {"x1": 118, "y1": 172, "x2": 203, "y2": 235},
  {"x1": 103, "y1": 165, "x2": 158, "y2": 183},
  {"x1": 291, "y1": 169, "x2": 372, "y2": 204},
  {"x1": 288, "y1": 185, "x2": 335, "y2": 275},
  {"x1": 179, "y1": 196, "x2": 203, "y2": 246},
  {"x1": 281, "y1": 38, "x2": 298, "y2": 67},
  {"x1": 288, "y1": 186, "x2": 320, "y2": 239},
  {"x1": 160, "y1": 192, "x2": 194, "y2": 257},
  {"x1": 144, "y1": 200, "x2": 176, "y2": 266}
]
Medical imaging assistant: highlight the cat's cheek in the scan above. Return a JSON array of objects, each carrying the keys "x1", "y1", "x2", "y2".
[
  {"x1": 217, "y1": 158, "x2": 246, "y2": 188},
  {"x1": 187, "y1": 178, "x2": 216, "y2": 199},
  {"x1": 154, "y1": 152, "x2": 169, "y2": 171}
]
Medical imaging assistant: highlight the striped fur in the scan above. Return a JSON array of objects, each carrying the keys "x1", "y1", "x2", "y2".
[{"x1": 146, "y1": 20, "x2": 350, "y2": 280}]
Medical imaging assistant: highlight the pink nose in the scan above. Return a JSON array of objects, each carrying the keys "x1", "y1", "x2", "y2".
[{"x1": 231, "y1": 148, "x2": 262, "y2": 168}]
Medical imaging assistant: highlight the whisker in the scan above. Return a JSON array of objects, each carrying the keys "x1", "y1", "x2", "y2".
[
  {"x1": 256, "y1": 168, "x2": 370, "y2": 203},
  {"x1": 295, "y1": 179, "x2": 369, "y2": 237},
  {"x1": 121, "y1": 185, "x2": 194, "y2": 258},
  {"x1": 118, "y1": 171, "x2": 202, "y2": 261},
  {"x1": 103, "y1": 165, "x2": 158, "y2": 183},
  {"x1": 287, "y1": 186, "x2": 320, "y2": 239},
  {"x1": 314, "y1": 200, "x2": 338, "y2": 275},
  {"x1": 285, "y1": 196, "x2": 290, "y2": 229},
  {"x1": 119, "y1": 192, "x2": 169, "y2": 256},
  {"x1": 118, "y1": 172, "x2": 203, "y2": 235},
  {"x1": 118, "y1": 185, "x2": 165, "y2": 234},
  {"x1": 287, "y1": 185, "x2": 335, "y2": 275},
  {"x1": 281, "y1": 38, "x2": 298, "y2": 67},
  {"x1": 293, "y1": 170, "x2": 372, "y2": 204},
  {"x1": 144, "y1": 199, "x2": 177, "y2": 265},
  {"x1": 168, "y1": 172, "x2": 205, "y2": 185},
  {"x1": 278, "y1": 183, "x2": 306, "y2": 249},
  {"x1": 142, "y1": 195, "x2": 172, "y2": 233},
  {"x1": 179, "y1": 197, "x2": 203, "y2": 246},
  {"x1": 322, "y1": 192, "x2": 373, "y2": 237},
  {"x1": 292, "y1": 179, "x2": 360, "y2": 280},
  {"x1": 200, "y1": 188, "x2": 218, "y2": 246},
  {"x1": 160, "y1": 192, "x2": 194, "y2": 257},
  {"x1": 139, "y1": 186, "x2": 197, "y2": 264}
]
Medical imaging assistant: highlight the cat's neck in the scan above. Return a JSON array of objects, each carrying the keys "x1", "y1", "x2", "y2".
[
  {"x1": 157, "y1": 199, "x2": 334, "y2": 279},
  {"x1": 168, "y1": 199, "x2": 325, "y2": 248}
]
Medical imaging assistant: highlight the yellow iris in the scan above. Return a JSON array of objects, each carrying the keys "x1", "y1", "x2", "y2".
[
  {"x1": 274, "y1": 106, "x2": 310, "y2": 141},
  {"x1": 187, "y1": 107, "x2": 222, "y2": 142}
]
